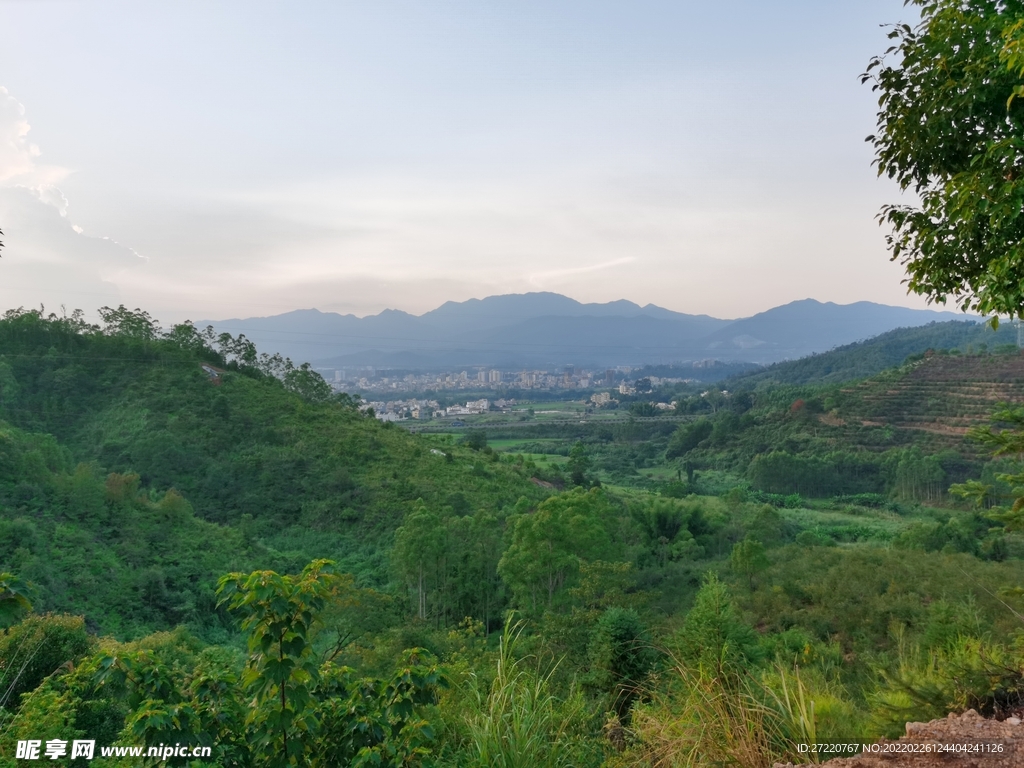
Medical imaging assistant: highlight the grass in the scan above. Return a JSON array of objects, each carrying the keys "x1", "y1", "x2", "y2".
[
  {"x1": 637, "y1": 465, "x2": 680, "y2": 482},
  {"x1": 778, "y1": 507, "x2": 908, "y2": 542},
  {"x1": 489, "y1": 439, "x2": 564, "y2": 451},
  {"x1": 521, "y1": 454, "x2": 568, "y2": 467},
  {"x1": 448, "y1": 621, "x2": 599, "y2": 768}
]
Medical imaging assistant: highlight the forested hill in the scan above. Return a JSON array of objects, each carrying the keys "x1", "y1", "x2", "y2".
[
  {"x1": 672, "y1": 346, "x2": 1024, "y2": 504},
  {"x1": 0, "y1": 308, "x2": 544, "y2": 636},
  {"x1": 726, "y1": 320, "x2": 1016, "y2": 387}
]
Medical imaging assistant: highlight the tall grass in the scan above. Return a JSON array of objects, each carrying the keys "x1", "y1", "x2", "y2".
[
  {"x1": 617, "y1": 660, "x2": 785, "y2": 768},
  {"x1": 614, "y1": 657, "x2": 865, "y2": 768},
  {"x1": 457, "y1": 620, "x2": 599, "y2": 768}
]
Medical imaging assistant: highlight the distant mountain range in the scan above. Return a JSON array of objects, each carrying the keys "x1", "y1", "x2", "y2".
[{"x1": 200, "y1": 292, "x2": 976, "y2": 369}]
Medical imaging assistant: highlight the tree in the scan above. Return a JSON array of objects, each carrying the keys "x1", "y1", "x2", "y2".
[
  {"x1": 498, "y1": 489, "x2": 613, "y2": 612},
  {"x1": 864, "y1": 0, "x2": 1024, "y2": 317},
  {"x1": 730, "y1": 537, "x2": 769, "y2": 590},
  {"x1": 665, "y1": 418, "x2": 713, "y2": 460},
  {"x1": 283, "y1": 362, "x2": 333, "y2": 403},
  {"x1": 749, "y1": 505, "x2": 784, "y2": 545},
  {"x1": 566, "y1": 440, "x2": 592, "y2": 487},
  {"x1": 628, "y1": 402, "x2": 659, "y2": 418},
  {"x1": 98, "y1": 305, "x2": 161, "y2": 340},
  {"x1": 102, "y1": 560, "x2": 445, "y2": 768},
  {"x1": 630, "y1": 498, "x2": 702, "y2": 567},
  {"x1": 462, "y1": 429, "x2": 488, "y2": 451},
  {"x1": 392, "y1": 505, "x2": 446, "y2": 622},
  {"x1": 675, "y1": 574, "x2": 761, "y2": 679},
  {"x1": 216, "y1": 559, "x2": 341, "y2": 764},
  {"x1": 587, "y1": 608, "x2": 656, "y2": 723},
  {"x1": 452, "y1": 511, "x2": 505, "y2": 632}
]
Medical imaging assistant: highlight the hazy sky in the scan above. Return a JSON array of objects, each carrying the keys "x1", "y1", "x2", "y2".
[{"x1": 0, "y1": 0, "x2": 929, "y2": 322}]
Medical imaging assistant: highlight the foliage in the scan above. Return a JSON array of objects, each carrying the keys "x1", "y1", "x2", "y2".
[
  {"x1": 0, "y1": 572, "x2": 31, "y2": 628},
  {"x1": 865, "y1": 0, "x2": 1024, "y2": 317},
  {"x1": 870, "y1": 632, "x2": 1024, "y2": 735},
  {"x1": 102, "y1": 561, "x2": 446, "y2": 767},
  {"x1": 0, "y1": 308, "x2": 545, "y2": 636},
  {"x1": 498, "y1": 489, "x2": 616, "y2": 613},
  {"x1": 630, "y1": 498, "x2": 703, "y2": 568},
  {"x1": 748, "y1": 451, "x2": 883, "y2": 497},
  {"x1": 391, "y1": 504, "x2": 506, "y2": 630},
  {"x1": 665, "y1": 419, "x2": 712, "y2": 460},
  {"x1": 2, "y1": 304, "x2": 1024, "y2": 763},
  {"x1": 454, "y1": 620, "x2": 599, "y2": 768},
  {"x1": 586, "y1": 608, "x2": 657, "y2": 722},
  {"x1": 628, "y1": 402, "x2": 659, "y2": 418},
  {"x1": 730, "y1": 537, "x2": 769, "y2": 590},
  {"x1": 673, "y1": 574, "x2": 761, "y2": 678},
  {"x1": 0, "y1": 613, "x2": 90, "y2": 712}
]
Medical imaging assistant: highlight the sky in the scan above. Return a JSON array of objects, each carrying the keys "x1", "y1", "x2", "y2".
[{"x1": 0, "y1": 0, "x2": 929, "y2": 323}]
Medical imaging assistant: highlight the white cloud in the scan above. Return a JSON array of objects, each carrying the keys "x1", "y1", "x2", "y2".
[
  {"x1": 0, "y1": 86, "x2": 70, "y2": 201},
  {"x1": 0, "y1": 87, "x2": 38, "y2": 183},
  {"x1": 0, "y1": 87, "x2": 145, "y2": 315}
]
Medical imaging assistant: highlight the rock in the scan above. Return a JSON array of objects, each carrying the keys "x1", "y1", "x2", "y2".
[{"x1": 803, "y1": 712, "x2": 1021, "y2": 767}]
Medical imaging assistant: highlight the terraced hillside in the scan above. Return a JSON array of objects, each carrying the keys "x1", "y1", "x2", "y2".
[{"x1": 835, "y1": 352, "x2": 1024, "y2": 454}]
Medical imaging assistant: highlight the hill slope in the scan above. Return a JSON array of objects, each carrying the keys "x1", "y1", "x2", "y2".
[
  {"x1": 675, "y1": 349, "x2": 1024, "y2": 499},
  {"x1": 729, "y1": 320, "x2": 1017, "y2": 386},
  {"x1": 0, "y1": 309, "x2": 545, "y2": 635}
]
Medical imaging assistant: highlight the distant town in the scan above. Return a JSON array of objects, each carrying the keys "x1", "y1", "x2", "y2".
[
  {"x1": 322, "y1": 366, "x2": 698, "y2": 422},
  {"x1": 319, "y1": 365, "x2": 696, "y2": 395}
]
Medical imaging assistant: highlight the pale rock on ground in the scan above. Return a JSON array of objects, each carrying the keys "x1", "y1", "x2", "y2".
[{"x1": 773, "y1": 710, "x2": 1022, "y2": 767}]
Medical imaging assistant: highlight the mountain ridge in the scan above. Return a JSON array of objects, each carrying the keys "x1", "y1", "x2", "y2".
[{"x1": 200, "y1": 293, "x2": 973, "y2": 368}]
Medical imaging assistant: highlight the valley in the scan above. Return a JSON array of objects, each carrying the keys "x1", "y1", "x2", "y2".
[{"x1": 0, "y1": 307, "x2": 1020, "y2": 766}]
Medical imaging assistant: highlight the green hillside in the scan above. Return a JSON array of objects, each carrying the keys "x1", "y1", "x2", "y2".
[
  {"x1": 728, "y1": 319, "x2": 1016, "y2": 386},
  {"x1": 668, "y1": 349, "x2": 1024, "y2": 504},
  {"x1": 0, "y1": 308, "x2": 545, "y2": 637},
  {"x1": 0, "y1": 307, "x2": 1022, "y2": 767}
]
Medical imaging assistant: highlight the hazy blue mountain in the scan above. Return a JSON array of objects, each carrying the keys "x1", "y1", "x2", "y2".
[
  {"x1": 418, "y1": 292, "x2": 728, "y2": 334},
  {"x1": 696, "y1": 299, "x2": 970, "y2": 363},
  {"x1": 200, "y1": 293, "x2": 976, "y2": 369},
  {"x1": 199, "y1": 307, "x2": 431, "y2": 364}
]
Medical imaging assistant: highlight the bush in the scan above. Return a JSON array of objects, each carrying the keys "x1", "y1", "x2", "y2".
[
  {"x1": 587, "y1": 608, "x2": 657, "y2": 722},
  {"x1": 674, "y1": 574, "x2": 761, "y2": 676},
  {"x1": 0, "y1": 614, "x2": 91, "y2": 710}
]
